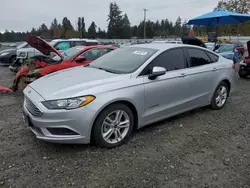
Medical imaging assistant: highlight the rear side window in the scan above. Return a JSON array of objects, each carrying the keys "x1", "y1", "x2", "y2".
[
  {"x1": 152, "y1": 48, "x2": 187, "y2": 71},
  {"x1": 74, "y1": 41, "x2": 86, "y2": 46},
  {"x1": 206, "y1": 51, "x2": 219, "y2": 63},
  {"x1": 55, "y1": 42, "x2": 71, "y2": 50},
  {"x1": 187, "y1": 48, "x2": 211, "y2": 67},
  {"x1": 86, "y1": 42, "x2": 98, "y2": 46}
]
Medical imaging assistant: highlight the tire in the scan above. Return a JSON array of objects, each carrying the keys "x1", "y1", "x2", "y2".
[
  {"x1": 92, "y1": 103, "x2": 134, "y2": 148},
  {"x1": 9, "y1": 55, "x2": 16, "y2": 64},
  {"x1": 211, "y1": 82, "x2": 229, "y2": 110},
  {"x1": 238, "y1": 70, "x2": 248, "y2": 78}
]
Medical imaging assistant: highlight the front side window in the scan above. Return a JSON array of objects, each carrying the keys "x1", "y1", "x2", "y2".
[
  {"x1": 206, "y1": 52, "x2": 219, "y2": 63},
  {"x1": 151, "y1": 48, "x2": 186, "y2": 71},
  {"x1": 55, "y1": 42, "x2": 71, "y2": 51},
  {"x1": 74, "y1": 41, "x2": 86, "y2": 46},
  {"x1": 89, "y1": 47, "x2": 158, "y2": 74},
  {"x1": 187, "y1": 48, "x2": 211, "y2": 67},
  {"x1": 81, "y1": 48, "x2": 102, "y2": 61}
]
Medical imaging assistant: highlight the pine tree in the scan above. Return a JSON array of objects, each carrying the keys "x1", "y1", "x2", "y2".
[
  {"x1": 88, "y1": 21, "x2": 97, "y2": 38},
  {"x1": 107, "y1": 2, "x2": 123, "y2": 38}
]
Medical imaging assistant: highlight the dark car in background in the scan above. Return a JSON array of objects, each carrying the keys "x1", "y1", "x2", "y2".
[{"x1": 0, "y1": 42, "x2": 31, "y2": 65}]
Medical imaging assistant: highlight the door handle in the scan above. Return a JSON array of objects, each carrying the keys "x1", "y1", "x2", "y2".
[
  {"x1": 180, "y1": 73, "x2": 188, "y2": 77},
  {"x1": 212, "y1": 68, "x2": 218, "y2": 72}
]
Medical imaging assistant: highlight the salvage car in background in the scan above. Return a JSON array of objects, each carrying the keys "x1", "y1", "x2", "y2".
[
  {"x1": 13, "y1": 36, "x2": 116, "y2": 91},
  {"x1": 23, "y1": 43, "x2": 235, "y2": 148},
  {"x1": 213, "y1": 43, "x2": 239, "y2": 63},
  {"x1": 10, "y1": 38, "x2": 99, "y2": 72},
  {"x1": 238, "y1": 40, "x2": 250, "y2": 78},
  {"x1": 0, "y1": 42, "x2": 31, "y2": 66}
]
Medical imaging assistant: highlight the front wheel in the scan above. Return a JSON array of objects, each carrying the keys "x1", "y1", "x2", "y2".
[
  {"x1": 92, "y1": 103, "x2": 134, "y2": 148},
  {"x1": 211, "y1": 82, "x2": 229, "y2": 110}
]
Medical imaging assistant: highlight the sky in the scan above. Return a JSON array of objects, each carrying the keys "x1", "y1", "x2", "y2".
[{"x1": 0, "y1": 0, "x2": 220, "y2": 32}]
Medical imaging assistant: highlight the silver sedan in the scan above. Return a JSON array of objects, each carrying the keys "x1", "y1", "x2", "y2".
[{"x1": 23, "y1": 43, "x2": 235, "y2": 148}]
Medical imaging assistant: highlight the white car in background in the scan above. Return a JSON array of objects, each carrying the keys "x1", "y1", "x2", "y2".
[
  {"x1": 152, "y1": 40, "x2": 182, "y2": 44},
  {"x1": 16, "y1": 38, "x2": 98, "y2": 60}
]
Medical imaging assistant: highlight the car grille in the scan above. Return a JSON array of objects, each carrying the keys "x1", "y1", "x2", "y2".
[{"x1": 25, "y1": 97, "x2": 43, "y2": 117}]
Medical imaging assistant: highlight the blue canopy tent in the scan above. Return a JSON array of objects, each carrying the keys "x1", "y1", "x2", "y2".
[{"x1": 187, "y1": 9, "x2": 250, "y2": 43}]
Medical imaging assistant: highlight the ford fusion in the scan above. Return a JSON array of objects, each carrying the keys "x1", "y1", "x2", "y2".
[{"x1": 23, "y1": 44, "x2": 235, "y2": 148}]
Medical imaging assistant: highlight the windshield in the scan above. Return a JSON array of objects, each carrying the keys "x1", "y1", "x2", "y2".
[
  {"x1": 16, "y1": 42, "x2": 28, "y2": 49},
  {"x1": 218, "y1": 45, "x2": 234, "y2": 53},
  {"x1": 88, "y1": 47, "x2": 158, "y2": 74},
  {"x1": 62, "y1": 46, "x2": 85, "y2": 60}
]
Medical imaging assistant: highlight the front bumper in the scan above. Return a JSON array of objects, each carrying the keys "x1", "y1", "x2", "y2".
[{"x1": 22, "y1": 88, "x2": 97, "y2": 144}]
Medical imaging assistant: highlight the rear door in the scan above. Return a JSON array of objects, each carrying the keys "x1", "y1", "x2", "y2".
[
  {"x1": 184, "y1": 47, "x2": 220, "y2": 107},
  {"x1": 142, "y1": 48, "x2": 192, "y2": 124}
]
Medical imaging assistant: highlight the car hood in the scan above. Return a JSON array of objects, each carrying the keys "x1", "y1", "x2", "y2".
[
  {"x1": 25, "y1": 35, "x2": 63, "y2": 59},
  {"x1": 29, "y1": 66, "x2": 131, "y2": 100},
  {"x1": 0, "y1": 48, "x2": 16, "y2": 54}
]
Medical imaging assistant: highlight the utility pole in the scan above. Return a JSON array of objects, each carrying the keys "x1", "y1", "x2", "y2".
[{"x1": 143, "y1": 9, "x2": 148, "y2": 39}]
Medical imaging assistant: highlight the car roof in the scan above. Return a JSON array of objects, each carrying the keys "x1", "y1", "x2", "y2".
[
  {"x1": 127, "y1": 43, "x2": 205, "y2": 51},
  {"x1": 50, "y1": 38, "x2": 98, "y2": 42}
]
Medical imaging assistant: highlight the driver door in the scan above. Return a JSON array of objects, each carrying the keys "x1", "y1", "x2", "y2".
[
  {"x1": 71, "y1": 48, "x2": 102, "y2": 67},
  {"x1": 142, "y1": 48, "x2": 192, "y2": 124}
]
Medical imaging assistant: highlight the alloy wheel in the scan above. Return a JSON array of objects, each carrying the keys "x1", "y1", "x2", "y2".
[
  {"x1": 101, "y1": 110, "x2": 130, "y2": 144},
  {"x1": 215, "y1": 85, "x2": 228, "y2": 107}
]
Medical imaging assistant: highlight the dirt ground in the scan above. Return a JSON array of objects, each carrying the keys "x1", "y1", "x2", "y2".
[{"x1": 0, "y1": 63, "x2": 250, "y2": 188}]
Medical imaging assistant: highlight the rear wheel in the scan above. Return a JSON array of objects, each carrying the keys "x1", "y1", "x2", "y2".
[
  {"x1": 211, "y1": 82, "x2": 229, "y2": 110},
  {"x1": 92, "y1": 103, "x2": 134, "y2": 148}
]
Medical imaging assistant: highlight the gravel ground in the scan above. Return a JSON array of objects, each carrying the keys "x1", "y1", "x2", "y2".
[{"x1": 0, "y1": 62, "x2": 250, "y2": 188}]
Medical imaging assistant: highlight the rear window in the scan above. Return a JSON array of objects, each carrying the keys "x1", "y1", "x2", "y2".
[{"x1": 206, "y1": 51, "x2": 219, "y2": 63}]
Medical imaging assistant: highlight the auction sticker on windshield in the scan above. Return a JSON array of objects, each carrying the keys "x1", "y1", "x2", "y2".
[{"x1": 133, "y1": 51, "x2": 148, "y2": 55}]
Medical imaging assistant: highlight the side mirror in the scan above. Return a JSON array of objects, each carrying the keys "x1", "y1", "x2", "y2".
[
  {"x1": 148, "y1": 66, "x2": 166, "y2": 80},
  {"x1": 75, "y1": 56, "x2": 86, "y2": 62}
]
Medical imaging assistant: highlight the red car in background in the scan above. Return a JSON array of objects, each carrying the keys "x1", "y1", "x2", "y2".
[{"x1": 13, "y1": 36, "x2": 117, "y2": 91}]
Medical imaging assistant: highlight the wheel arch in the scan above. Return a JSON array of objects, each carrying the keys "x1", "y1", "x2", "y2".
[{"x1": 90, "y1": 99, "x2": 139, "y2": 141}]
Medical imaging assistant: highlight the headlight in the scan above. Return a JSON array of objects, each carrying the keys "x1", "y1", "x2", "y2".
[
  {"x1": 42, "y1": 95, "x2": 95, "y2": 110},
  {"x1": 0, "y1": 52, "x2": 9, "y2": 56}
]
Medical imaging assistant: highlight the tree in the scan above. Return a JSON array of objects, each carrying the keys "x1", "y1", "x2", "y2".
[
  {"x1": 121, "y1": 13, "x2": 132, "y2": 38},
  {"x1": 88, "y1": 21, "x2": 97, "y2": 38},
  {"x1": 174, "y1": 16, "x2": 182, "y2": 37},
  {"x1": 77, "y1": 17, "x2": 82, "y2": 35},
  {"x1": 217, "y1": 0, "x2": 250, "y2": 13},
  {"x1": 50, "y1": 18, "x2": 59, "y2": 38},
  {"x1": 107, "y1": 2, "x2": 123, "y2": 38},
  {"x1": 82, "y1": 17, "x2": 86, "y2": 38},
  {"x1": 62, "y1": 17, "x2": 74, "y2": 38}
]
